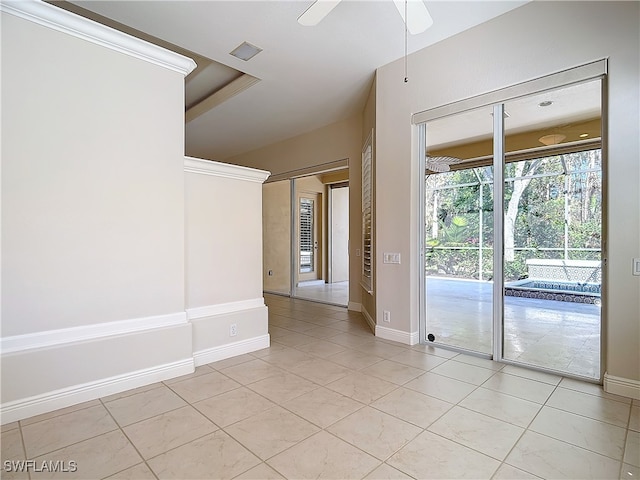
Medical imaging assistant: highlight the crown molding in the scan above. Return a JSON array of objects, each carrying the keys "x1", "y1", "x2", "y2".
[
  {"x1": 1, "y1": 0, "x2": 196, "y2": 76},
  {"x1": 184, "y1": 157, "x2": 271, "y2": 184}
]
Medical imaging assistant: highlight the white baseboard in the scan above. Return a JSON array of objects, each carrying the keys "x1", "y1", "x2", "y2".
[
  {"x1": 0, "y1": 358, "x2": 194, "y2": 424},
  {"x1": 186, "y1": 298, "x2": 265, "y2": 320},
  {"x1": 1, "y1": 311, "x2": 187, "y2": 354},
  {"x1": 375, "y1": 325, "x2": 420, "y2": 346},
  {"x1": 347, "y1": 302, "x2": 362, "y2": 312},
  {"x1": 193, "y1": 334, "x2": 270, "y2": 367},
  {"x1": 603, "y1": 372, "x2": 640, "y2": 400}
]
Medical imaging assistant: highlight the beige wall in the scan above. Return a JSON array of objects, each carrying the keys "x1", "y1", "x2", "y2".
[
  {"x1": 185, "y1": 166, "x2": 266, "y2": 307},
  {"x1": 375, "y1": 1, "x2": 639, "y2": 388},
  {"x1": 1, "y1": 8, "x2": 193, "y2": 414},
  {"x1": 263, "y1": 180, "x2": 292, "y2": 294},
  {"x1": 227, "y1": 116, "x2": 360, "y2": 177},
  {"x1": 231, "y1": 115, "x2": 364, "y2": 309},
  {"x1": 2, "y1": 13, "x2": 186, "y2": 334},
  {"x1": 185, "y1": 159, "x2": 270, "y2": 363},
  {"x1": 0, "y1": 4, "x2": 270, "y2": 421}
]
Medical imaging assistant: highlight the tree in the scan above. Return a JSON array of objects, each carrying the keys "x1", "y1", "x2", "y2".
[{"x1": 504, "y1": 159, "x2": 541, "y2": 261}]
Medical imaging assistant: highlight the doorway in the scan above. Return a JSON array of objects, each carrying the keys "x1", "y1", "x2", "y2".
[
  {"x1": 262, "y1": 168, "x2": 350, "y2": 307},
  {"x1": 418, "y1": 63, "x2": 605, "y2": 380}
]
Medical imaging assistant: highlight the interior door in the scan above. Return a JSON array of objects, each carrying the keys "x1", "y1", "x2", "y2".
[{"x1": 330, "y1": 184, "x2": 349, "y2": 283}]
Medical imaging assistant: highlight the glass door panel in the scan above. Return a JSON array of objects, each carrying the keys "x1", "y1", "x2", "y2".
[
  {"x1": 424, "y1": 107, "x2": 494, "y2": 354},
  {"x1": 501, "y1": 80, "x2": 602, "y2": 378}
]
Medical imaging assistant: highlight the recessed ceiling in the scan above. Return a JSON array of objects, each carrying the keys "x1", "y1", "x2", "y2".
[{"x1": 59, "y1": 0, "x2": 531, "y2": 161}]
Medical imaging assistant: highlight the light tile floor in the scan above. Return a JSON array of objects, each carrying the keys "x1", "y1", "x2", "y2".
[
  {"x1": 426, "y1": 277, "x2": 601, "y2": 379},
  {"x1": 1, "y1": 294, "x2": 638, "y2": 479},
  {"x1": 293, "y1": 281, "x2": 349, "y2": 307}
]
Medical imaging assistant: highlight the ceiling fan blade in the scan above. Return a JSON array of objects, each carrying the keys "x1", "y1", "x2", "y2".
[
  {"x1": 298, "y1": 0, "x2": 342, "y2": 26},
  {"x1": 392, "y1": 0, "x2": 433, "y2": 35},
  {"x1": 426, "y1": 155, "x2": 463, "y2": 173}
]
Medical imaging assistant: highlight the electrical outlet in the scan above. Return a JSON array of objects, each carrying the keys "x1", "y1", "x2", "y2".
[
  {"x1": 383, "y1": 310, "x2": 391, "y2": 323},
  {"x1": 230, "y1": 323, "x2": 237, "y2": 337}
]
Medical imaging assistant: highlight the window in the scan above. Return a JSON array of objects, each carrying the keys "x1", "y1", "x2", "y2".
[
  {"x1": 362, "y1": 130, "x2": 373, "y2": 293},
  {"x1": 299, "y1": 197, "x2": 314, "y2": 273}
]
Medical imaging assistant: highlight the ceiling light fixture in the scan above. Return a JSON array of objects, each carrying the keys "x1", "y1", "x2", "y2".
[
  {"x1": 539, "y1": 134, "x2": 566, "y2": 146},
  {"x1": 230, "y1": 42, "x2": 262, "y2": 61}
]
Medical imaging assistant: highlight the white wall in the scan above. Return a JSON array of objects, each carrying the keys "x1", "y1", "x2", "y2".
[
  {"x1": 184, "y1": 158, "x2": 270, "y2": 365},
  {"x1": 0, "y1": 3, "x2": 269, "y2": 422},
  {"x1": 331, "y1": 186, "x2": 349, "y2": 283},
  {"x1": 0, "y1": 4, "x2": 196, "y2": 421},
  {"x1": 374, "y1": 1, "x2": 639, "y2": 394}
]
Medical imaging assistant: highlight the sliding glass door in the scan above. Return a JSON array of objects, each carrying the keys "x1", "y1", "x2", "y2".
[
  {"x1": 501, "y1": 83, "x2": 602, "y2": 378},
  {"x1": 424, "y1": 107, "x2": 494, "y2": 355},
  {"x1": 419, "y1": 66, "x2": 604, "y2": 380}
]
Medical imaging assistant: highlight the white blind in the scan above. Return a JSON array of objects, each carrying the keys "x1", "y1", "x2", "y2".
[
  {"x1": 299, "y1": 198, "x2": 314, "y2": 273},
  {"x1": 362, "y1": 133, "x2": 373, "y2": 293}
]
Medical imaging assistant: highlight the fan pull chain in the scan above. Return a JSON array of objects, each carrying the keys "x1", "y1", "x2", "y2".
[{"x1": 404, "y1": 0, "x2": 408, "y2": 82}]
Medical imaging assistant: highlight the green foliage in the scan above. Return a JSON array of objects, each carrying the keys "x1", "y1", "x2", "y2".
[
  {"x1": 425, "y1": 150, "x2": 602, "y2": 281},
  {"x1": 443, "y1": 216, "x2": 469, "y2": 243}
]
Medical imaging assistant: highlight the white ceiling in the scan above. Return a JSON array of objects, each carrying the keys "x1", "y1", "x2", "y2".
[
  {"x1": 69, "y1": 0, "x2": 530, "y2": 161},
  {"x1": 427, "y1": 79, "x2": 602, "y2": 149}
]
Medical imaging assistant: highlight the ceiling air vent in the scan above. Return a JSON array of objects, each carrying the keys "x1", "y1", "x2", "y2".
[{"x1": 229, "y1": 42, "x2": 262, "y2": 61}]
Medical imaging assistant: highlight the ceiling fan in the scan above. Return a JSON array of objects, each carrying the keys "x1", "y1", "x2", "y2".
[
  {"x1": 426, "y1": 155, "x2": 463, "y2": 173},
  {"x1": 298, "y1": 0, "x2": 433, "y2": 35}
]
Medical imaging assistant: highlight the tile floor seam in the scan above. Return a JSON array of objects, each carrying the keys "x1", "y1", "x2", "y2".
[
  {"x1": 17, "y1": 419, "x2": 28, "y2": 468},
  {"x1": 495, "y1": 412, "x2": 540, "y2": 476},
  {"x1": 18, "y1": 401, "x2": 100, "y2": 428},
  {"x1": 107, "y1": 461, "x2": 159, "y2": 480},
  {"x1": 221, "y1": 414, "x2": 319, "y2": 464},
  {"x1": 476, "y1": 383, "x2": 548, "y2": 408},
  {"x1": 496, "y1": 460, "x2": 542, "y2": 480},
  {"x1": 312, "y1": 427, "x2": 388, "y2": 466},
  {"x1": 105, "y1": 396, "x2": 190, "y2": 429},
  {"x1": 453, "y1": 402, "x2": 535, "y2": 430},
  {"x1": 620, "y1": 417, "x2": 634, "y2": 477},
  {"x1": 425, "y1": 427, "x2": 513, "y2": 465},
  {"x1": 542, "y1": 402, "x2": 632, "y2": 430},
  {"x1": 523, "y1": 426, "x2": 627, "y2": 464},
  {"x1": 99, "y1": 397, "x2": 160, "y2": 480},
  {"x1": 165, "y1": 369, "x2": 243, "y2": 403},
  {"x1": 140, "y1": 428, "x2": 227, "y2": 464},
  {"x1": 22, "y1": 424, "x2": 121, "y2": 460}
]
